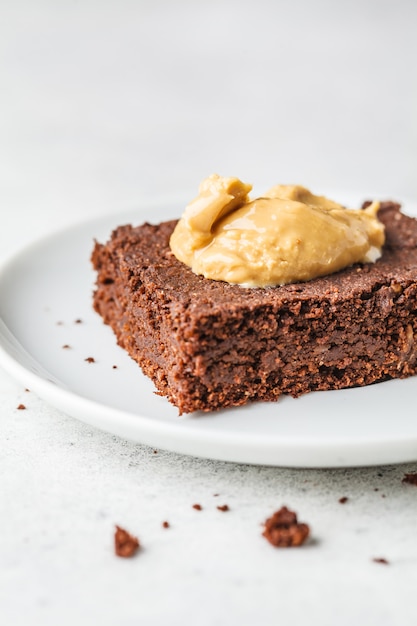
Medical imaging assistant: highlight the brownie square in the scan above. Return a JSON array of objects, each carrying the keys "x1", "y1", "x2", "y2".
[{"x1": 91, "y1": 201, "x2": 417, "y2": 414}]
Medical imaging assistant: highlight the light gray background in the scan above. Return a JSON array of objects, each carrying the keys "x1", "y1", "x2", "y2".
[{"x1": 1, "y1": 1, "x2": 417, "y2": 625}]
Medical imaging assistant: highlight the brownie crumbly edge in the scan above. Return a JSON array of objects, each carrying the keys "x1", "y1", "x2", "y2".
[{"x1": 91, "y1": 202, "x2": 417, "y2": 414}]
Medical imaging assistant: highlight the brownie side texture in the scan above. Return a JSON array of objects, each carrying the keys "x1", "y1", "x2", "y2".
[{"x1": 91, "y1": 202, "x2": 417, "y2": 414}]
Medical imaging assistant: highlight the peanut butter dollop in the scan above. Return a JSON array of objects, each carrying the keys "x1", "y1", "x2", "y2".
[{"x1": 169, "y1": 175, "x2": 385, "y2": 287}]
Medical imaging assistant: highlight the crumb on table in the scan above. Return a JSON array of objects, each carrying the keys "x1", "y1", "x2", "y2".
[
  {"x1": 262, "y1": 506, "x2": 310, "y2": 548},
  {"x1": 402, "y1": 473, "x2": 417, "y2": 486},
  {"x1": 114, "y1": 525, "x2": 140, "y2": 558}
]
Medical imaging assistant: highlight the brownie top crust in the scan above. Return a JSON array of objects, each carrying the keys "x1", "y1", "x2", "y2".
[{"x1": 98, "y1": 201, "x2": 417, "y2": 316}]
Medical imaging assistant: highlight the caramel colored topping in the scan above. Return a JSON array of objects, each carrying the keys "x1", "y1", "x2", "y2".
[{"x1": 170, "y1": 175, "x2": 385, "y2": 287}]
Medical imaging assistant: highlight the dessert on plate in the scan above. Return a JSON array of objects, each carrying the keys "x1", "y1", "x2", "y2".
[{"x1": 91, "y1": 175, "x2": 417, "y2": 414}]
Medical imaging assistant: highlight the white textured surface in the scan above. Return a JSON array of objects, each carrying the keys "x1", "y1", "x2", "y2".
[{"x1": 1, "y1": 1, "x2": 417, "y2": 624}]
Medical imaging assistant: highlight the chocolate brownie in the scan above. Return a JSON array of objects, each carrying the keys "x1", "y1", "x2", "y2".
[{"x1": 91, "y1": 201, "x2": 417, "y2": 414}]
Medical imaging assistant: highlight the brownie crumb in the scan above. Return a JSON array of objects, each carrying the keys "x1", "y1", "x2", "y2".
[
  {"x1": 372, "y1": 557, "x2": 389, "y2": 565},
  {"x1": 262, "y1": 506, "x2": 310, "y2": 548},
  {"x1": 84, "y1": 357, "x2": 95, "y2": 363},
  {"x1": 153, "y1": 449, "x2": 158, "y2": 454},
  {"x1": 75, "y1": 319, "x2": 83, "y2": 324},
  {"x1": 114, "y1": 526, "x2": 140, "y2": 558},
  {"x1": 192, "y1": 504, "x2": 202, "y2": 511},
  {"x1": 402, "y1": 473, "x2": 417, "y2": 486},
  {"x1": 112, "y1": 365, "x2": 118, "y2": 369},
  {"x1": 25, "y1": 389, "x2": 30, "y2": 392},
  {"x1": 217, "y1": 504, "x2": 229, "y2": 512},
  {"x1": 17, "y1": 404, "x2": 26, "y2": 410},
  {"x1": 162, "y1": 521, "x2": 170, "y2": 529},
  {"x1": 62, "y1": 344, "x2": 71, "y2": 349},
  {"x1": 339, "y1": 497, "x2": 348, "y2": 504}
]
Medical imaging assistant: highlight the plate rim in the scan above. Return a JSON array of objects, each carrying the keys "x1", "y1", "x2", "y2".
[{"x1": 1, "y1": 195, "x2": 417, "y2": 468}]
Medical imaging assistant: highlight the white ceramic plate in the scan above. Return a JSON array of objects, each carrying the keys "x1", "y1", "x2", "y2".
[{"x1": 1, "y1": 196, "x2": 417, "y2": 468}]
